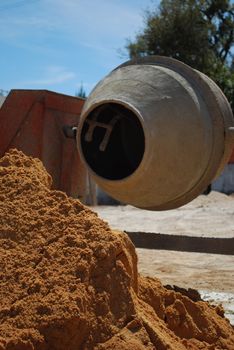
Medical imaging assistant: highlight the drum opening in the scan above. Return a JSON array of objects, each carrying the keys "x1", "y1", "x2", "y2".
[{"x1": 80, "y1": 102, "x2": 145, "y2": 180}]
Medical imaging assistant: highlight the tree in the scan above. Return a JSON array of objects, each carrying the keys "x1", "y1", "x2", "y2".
[
  {"x1": 75, "y1": 83, "x2": 86, "y2": 99},
  {"x1": 125, "y1": 0, "x2": 234, "y2": 110},
  {"x1": 0, "y1": 89, "x2": 9, "y2": 96}
]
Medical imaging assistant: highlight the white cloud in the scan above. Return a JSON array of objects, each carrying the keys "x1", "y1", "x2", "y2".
[
  {"x1": 0, "y1": 0, "x2": 156, "y2": 95},
  {"x1": 0, "y1": 15, "x2": 55, "y2": 41},
  {"x1": 21, "y1": 66, "x2": 76, "y2": 86},
  {"x1": 0, "y1": 0, "x2": 148, "y2": 57},
  {"x1": 35, "y1": 0, "x2": 145, "y2": 51}
]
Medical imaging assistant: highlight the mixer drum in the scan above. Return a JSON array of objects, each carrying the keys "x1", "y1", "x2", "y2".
[{"x1": 77, "y1": 56, "x2": 234, "y2": 210}]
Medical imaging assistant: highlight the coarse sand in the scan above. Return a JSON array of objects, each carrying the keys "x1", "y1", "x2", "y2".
[{"x1": 0, "y1": 149, "x2": 234, "y2": 350}]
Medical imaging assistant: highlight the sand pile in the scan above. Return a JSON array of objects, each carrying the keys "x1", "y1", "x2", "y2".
[{"x1": 0, "y1": 149, "x2": 234, "y2": 350}]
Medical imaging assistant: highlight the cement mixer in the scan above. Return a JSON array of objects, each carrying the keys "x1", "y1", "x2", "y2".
[{"x1": 77, "y1": 56, "x2": 234, "y2": 210}]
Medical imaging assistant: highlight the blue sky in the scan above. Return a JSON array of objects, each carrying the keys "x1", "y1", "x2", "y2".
[{"x1": 0, "y1": 0, "x2": 158, "y2": 96}]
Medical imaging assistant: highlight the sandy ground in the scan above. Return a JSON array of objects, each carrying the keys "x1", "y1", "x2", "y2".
[{"x1": 91, "y1": 191, "x2": 234, "y2": 324}]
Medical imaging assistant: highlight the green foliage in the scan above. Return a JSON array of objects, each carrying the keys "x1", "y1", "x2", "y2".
[
  {"x1": 75, "y1": 83, "x2": 86, "y2": 99},
  {"x1": 126, "y1": 0, "x2": 234, "y2": 109}
]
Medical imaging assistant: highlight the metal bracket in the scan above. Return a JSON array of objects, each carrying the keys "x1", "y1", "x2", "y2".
[
  {"x1": 84, "y1": 111, "x2": 121, "y2": 151},
  {"x1": 63, "y1": 125, "x2": 77, "y2": 139}
]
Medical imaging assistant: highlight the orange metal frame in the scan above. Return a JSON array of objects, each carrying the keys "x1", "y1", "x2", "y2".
[{"x1": 0, "y1": 89, "x2": 87, "y2": 199}]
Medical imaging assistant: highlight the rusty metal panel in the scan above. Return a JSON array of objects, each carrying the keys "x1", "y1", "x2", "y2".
[
  {"x1": 0, "y1": 89, "x2": 86, "y2": 200},
  {"x1": 229, "y1": 149, "x2": 234, "y2": 163}
]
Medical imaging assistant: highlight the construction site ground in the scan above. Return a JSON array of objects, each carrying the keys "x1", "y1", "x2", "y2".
[{"x1": 92, "y1": 191, "x2": 234, "y2": 325}]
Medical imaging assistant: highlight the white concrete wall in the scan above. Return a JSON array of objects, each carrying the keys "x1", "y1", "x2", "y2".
[
  {"x1": 212, "y1": 164, "x2": 234, "y2": 194},
  {"x1": 0, "y1": 96, "x2": 6, "y2": 108}
]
